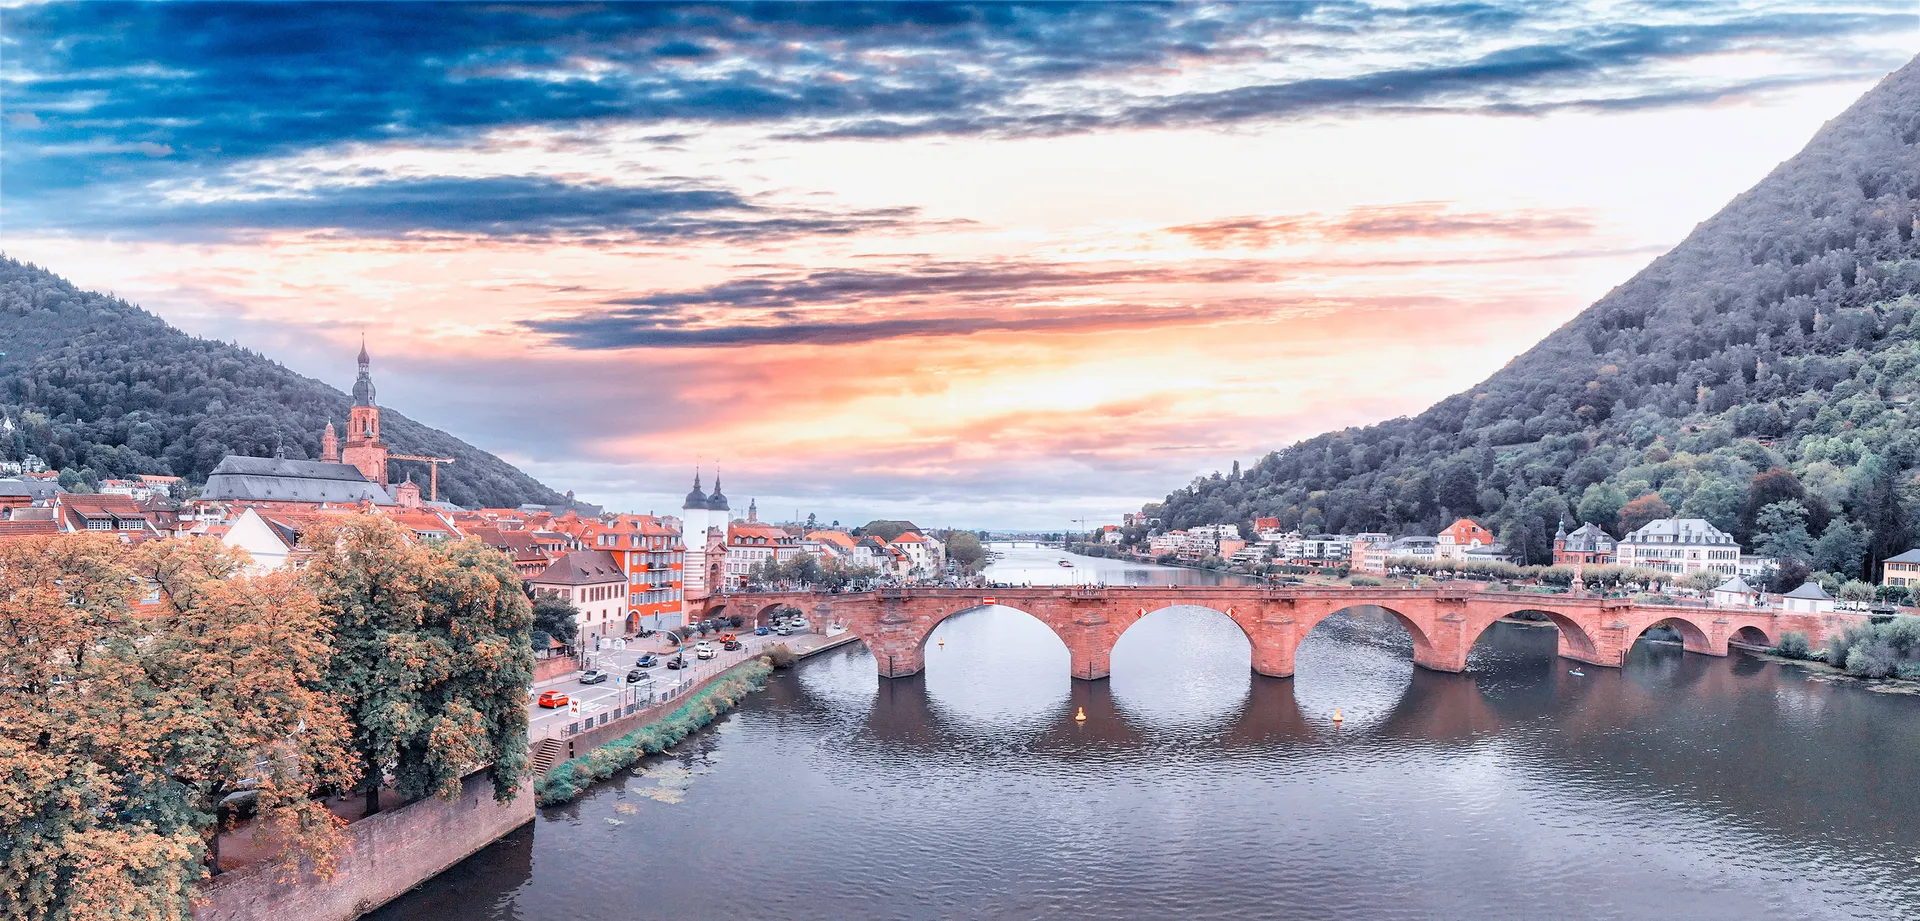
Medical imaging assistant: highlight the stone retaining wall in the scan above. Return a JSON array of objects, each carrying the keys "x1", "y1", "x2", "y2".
[{"x1": 193, "y1": 770, "x2": 532, "y2": 921}]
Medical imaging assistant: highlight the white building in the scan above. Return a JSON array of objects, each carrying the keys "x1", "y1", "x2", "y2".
[
  {"x1": 1710, "y1": 575, "x2": 1761, "y2": 608},
  {"x1": 1778, "y1": 581, "x2": 1836, "y2": 614},
  {"x1": 1615, "y1": 518, "x2": 1740, "y2": 577},
  {"x1": 679, "y1": 472, "x2": 730, "y2": 596},
  {"x1": 527, "y1": 550, "x2": 629, "y2": 651}
]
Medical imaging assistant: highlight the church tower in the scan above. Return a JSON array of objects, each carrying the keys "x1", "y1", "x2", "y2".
[
  {"x1": 340, "y1": 337, "x2": 389, "y2": 485},
  {"x1": 321, "y1": 422, "x2": 340, "y2": 463}
]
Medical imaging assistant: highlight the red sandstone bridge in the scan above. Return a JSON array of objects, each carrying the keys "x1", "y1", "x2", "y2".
[{"x1": 690, "y1": 584, "x2": 1856, "y2": 681}]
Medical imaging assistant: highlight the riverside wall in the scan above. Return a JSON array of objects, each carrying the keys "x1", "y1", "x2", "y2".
[{"x1": 192, "y1": 770, "x2": 533, "y2": 921}]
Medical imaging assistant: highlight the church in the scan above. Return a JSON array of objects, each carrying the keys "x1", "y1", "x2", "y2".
[{"x1": 200, "y1": 341, "x2": 430, "y2": 509}]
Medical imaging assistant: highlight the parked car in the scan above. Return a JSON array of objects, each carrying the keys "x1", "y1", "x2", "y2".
[
  {"x1": 634, "y1": 653, "x2": 657, "y2": 668},
  {"x1": 754, "y1": 625, "x2": 770, "y2": 636},
  {"x1": 694, "y1": 642, "x2": 717, "y2": 660},
  {"x1": 625, "y1": 668, "x2": 652, "y2": 684},
  {"x1": 723, "y1": 639, "x2": 743, "y2": 651},
  {"x1": 579, "y1": 669, "x2": 609, "y2": 685},
  {"x1": 666, "y1": 655, "x2": 687, "y2": 670},
  {"x1": 537, "y1": 690, "x2": 570, "y2": 709}
]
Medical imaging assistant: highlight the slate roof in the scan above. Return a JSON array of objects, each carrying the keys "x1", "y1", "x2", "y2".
[
  {"x1": 1560, "y1": 522, "x2": 1616, "y2": 553},
  {"x1": 1713, "y1": 575, "x2": 1756, "y2": 594},
  {"x1": 201, "y1": 455, "x2": 395, "y2": 505},
  {"x1": 529, "y1": 550, "x2": 626, "y2": 586},
  {"x1": 0, "y1": 478, "x2": 65, "y2": 501},
  {"x1": 1885, "y1": 549, "x2": 1920, "y2": 565},
  {"x1": 1782, "y1": 581, "x2": 1833, "y2": 600}
]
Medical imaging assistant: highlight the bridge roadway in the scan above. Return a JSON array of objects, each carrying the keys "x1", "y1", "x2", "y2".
[{"x1": 690, "y1": 583, "x2": 1856, "y2": 681}]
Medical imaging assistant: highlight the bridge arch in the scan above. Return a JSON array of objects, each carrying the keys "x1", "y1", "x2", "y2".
[
  {"x1": 1731, "y1": 624, "x2": 1774, "y2": 647},
  {"x1": 1300, "y1": 604, "x2": 1438, "y2": 661},
  {"x1": 1112, "y1": 603, "x2": 1258, "y2": 650},
  {"x1": 1633, "y1": 613, "x2": 1715, "y2": 656},
  {"x1": 1465, "y1": 607, "x2": 1602, "y2": 666}
]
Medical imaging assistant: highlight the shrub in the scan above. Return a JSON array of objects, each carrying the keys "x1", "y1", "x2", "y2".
[
  {"x1": 763, "y1": 644, "x2": 798, "y2": 669},
  {"x1": 1770, "y1": 631, "x2": 1812, "y2": 660},
  {"x1": 1349, "y1": 576, "x2": 1383, "y2": 587},
  {"x1": 535, "y1": 659, "x2": 773, "y2": 806}
]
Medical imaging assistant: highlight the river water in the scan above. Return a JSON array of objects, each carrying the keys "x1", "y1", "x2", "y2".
[{"x1": 373, "y1": 546, "x2": 1920, "y2": 920}]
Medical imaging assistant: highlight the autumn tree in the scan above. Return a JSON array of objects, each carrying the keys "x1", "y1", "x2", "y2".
[
  {"x1": 1, "y1": 534, "x2": 351, "y2": 921},
  {"x1": 301, "y1": 516, "x2": 533, "y2": 815},
  {"x1": 131, "y1": 538, "x2": 354, "y2": 876},
  {"x1": 1615, "y1": 493, "x2": 1674, "y2": 536}
]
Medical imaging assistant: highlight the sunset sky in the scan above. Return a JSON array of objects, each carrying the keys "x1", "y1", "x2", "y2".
[{"x1": 7, "y1": 2, "x2": 1918, "y2": 528}]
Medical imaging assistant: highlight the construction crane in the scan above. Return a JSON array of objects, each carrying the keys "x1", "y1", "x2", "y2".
[{"x1": 389, "y1": 454, "x2": 455, "y2": 502}]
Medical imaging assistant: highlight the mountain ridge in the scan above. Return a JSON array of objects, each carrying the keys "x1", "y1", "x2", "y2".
[
  {"x1": 1155, "y1": 55, "x2": 1920, "y2": 583},
  {"x1": 0, "y1": 256, "x2": 567, "y2": 510}
]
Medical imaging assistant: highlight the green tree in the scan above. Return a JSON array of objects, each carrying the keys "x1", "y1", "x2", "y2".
[
  {"x1": 858, "y1": 520, "x2": 919, "y2": 542},
  {"x1": 1755, "y1": 500, "x2": 1813, "y2": 561},
  {"x1": 944, "y1": 530, "x2": 987, "y2": 571},
  {"x1": 1576, "y1": 484, "x2": 1628, "y2": 535},
  {"x1": 301, "y1": 515, "x2": 533, "y2": 815},
  {"x1": 530, "y1": 595, "x2": 580, "y2": 652},
  {"x1": 1812, "y1": 519, "x2": 1869, "y2": 578},
  {"x1": 1678, "y1": 474, "x2": 1745, "y2": 535}
]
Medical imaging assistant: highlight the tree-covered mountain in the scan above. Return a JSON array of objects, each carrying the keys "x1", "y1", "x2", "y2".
[
  {"x1": 1155, "y1": 56, "x2": 1920, "y2": 583},
  {"x1": 0, "y1": 257, "x2": 567, "y2": 509}
]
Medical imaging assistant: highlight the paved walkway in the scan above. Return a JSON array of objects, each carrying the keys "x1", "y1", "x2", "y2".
[{"x1": 526, "y1": 630, "x2": 848, "y2": 737}]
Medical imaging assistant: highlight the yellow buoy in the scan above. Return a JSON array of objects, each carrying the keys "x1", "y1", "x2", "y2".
[
  {"x1": 1332, "y1": 707, "x2": 1344, "y2": 724},
  {"x1": 1074, "y1": 707, "x2": 1087, "y2": 722},
  {"x1": 938, "y1": 637, "x2": 945, "y2": 648}
]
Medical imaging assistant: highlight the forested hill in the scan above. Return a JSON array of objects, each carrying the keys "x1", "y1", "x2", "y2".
[
  {"x1": 0, "y1": 257, "x2": 567, "y2": 510},
  {"x1": 1157, "y1": 55, "x2": 1920, "y2": 581}
]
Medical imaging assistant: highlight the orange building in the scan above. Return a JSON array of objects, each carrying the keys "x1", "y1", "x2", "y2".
[{"x1": 556, "y1": 514, "x2": 686, "y2": 631}]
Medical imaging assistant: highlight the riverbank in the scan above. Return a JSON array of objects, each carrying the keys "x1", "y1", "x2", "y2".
[
  {"x1": 536, "y1": 658, "x2": 773, "y2": 805},
  {"x1": 1743, "y1": 648, "x2": 1920, "y2": 695},
  {"x1": 533, "y1": 633, "x2": 862, "y2": 806}
]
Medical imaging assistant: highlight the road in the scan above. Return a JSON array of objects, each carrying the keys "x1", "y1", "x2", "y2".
[{"x1": 527, "y1": 629, "x2": 830, "y2": 737}]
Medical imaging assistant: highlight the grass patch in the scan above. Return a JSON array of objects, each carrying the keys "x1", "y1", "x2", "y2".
[{"x1": 535, "y1": 658, "x2": 773, "y2": 806}]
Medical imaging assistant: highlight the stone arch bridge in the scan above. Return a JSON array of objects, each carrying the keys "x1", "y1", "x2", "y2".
[{"x1": 691, "y1": 584, "x2": 1854, "y2": 681}]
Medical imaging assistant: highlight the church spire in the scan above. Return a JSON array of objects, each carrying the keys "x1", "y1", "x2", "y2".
[{"x1": 351, "y1": 335, "x2": 377, "y2": 408}]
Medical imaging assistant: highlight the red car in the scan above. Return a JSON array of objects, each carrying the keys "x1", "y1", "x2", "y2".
[{"x1": 537, "y1": 690, "x2": 570, "y2": 709}]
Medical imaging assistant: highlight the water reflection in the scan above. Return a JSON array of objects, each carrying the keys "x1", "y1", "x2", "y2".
[{"x1": 373, "y1": 551, "x2": 1920, "y2": 921}]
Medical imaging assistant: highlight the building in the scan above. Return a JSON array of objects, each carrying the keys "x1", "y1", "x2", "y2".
[
  {"x1": 198, "y1": 343, "x2": 439, "y2": 510},
  {"x1": 57, "y1": 494, "x2": 159, "y2": 539},
  {"x1": 527, "y1": 550, "x2": 630, "y2": 651},
  {"x1": 552, "y1": 513, "x2": 686, "y2": 631},
  {"x1": 1435, "y1": 519, "x2": 1495, "y2": 560},
  {"x1": 1738, "y1": 554, "x2": 1778, "y2": 581},
  {"x1": 1882, "y1": 549, "x2": 1920, "y2": 588},
  {"x1": 1710, "y1": 575, "x2": 1761, "y2": 608},
  {"x1": 724, "y1": 518, "x2": 803, "y2": 589},
  {"x1": 1386, "y1": 535, "x2": 1438, "y2": 561},
  {"x1": 1553, "y1": 522, "x2": 1616, "y2": 566},
  {"x1": 1615, "y1": 518, "x2": 1740, "y2": 577},
  {"x1": 1779, "y1": 581, "x2": 1836, "y2": 614},
  {"x1": 888, "y1": 530, "x2": 944, "y2": 576},
  {"x1": 678, "y1": 471, "x2": 729, "y2": 596}
]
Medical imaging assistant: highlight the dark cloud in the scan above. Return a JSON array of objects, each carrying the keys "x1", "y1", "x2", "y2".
[
  {"x1": 8, "y1": 1, "x2": 1911, "y2": 210},
  {"x1": 522, "y1": 301, "x2": 1266, "y2": 350},
  {"x1": 1169, "y1": 202, "x2": 1595, "y2": 249},
  {"x1": 604, "y1": 261, "x2": 1267, "y2": 310},
  {"x1": 18, "y1": 174, "x2": 928, "y2": 243}
]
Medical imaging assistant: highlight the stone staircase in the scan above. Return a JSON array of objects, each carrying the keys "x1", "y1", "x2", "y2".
[{"x1": 530, "y1": 737, "x2": 568, "y2": 778}]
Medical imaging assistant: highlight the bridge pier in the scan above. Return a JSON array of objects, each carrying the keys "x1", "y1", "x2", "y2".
[{"x1": 1070, "y1": 647, "x2": 1110, "y2": 682}]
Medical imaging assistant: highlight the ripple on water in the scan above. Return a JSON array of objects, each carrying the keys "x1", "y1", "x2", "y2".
[{"x1": 371, "y1": 551, "x2": 1920, "y2": 921}]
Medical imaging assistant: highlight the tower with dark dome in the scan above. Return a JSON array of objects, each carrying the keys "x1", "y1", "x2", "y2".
[{"x1": 340, "y1": 336, "x2": 389, "y2": 485}]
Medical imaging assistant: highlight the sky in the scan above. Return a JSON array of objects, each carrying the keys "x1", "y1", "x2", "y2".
[{"x1": 5, "y1": 2, "x2": 1918, "y2": 529}]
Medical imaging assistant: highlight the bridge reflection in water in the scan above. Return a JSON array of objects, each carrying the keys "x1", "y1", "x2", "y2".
[
  {"x1": 695, "y1": 584, "x2": 1850, "y2": 682},
  {"x1": 369, "y1": 598, "x2": 1920, "y2": 921}
]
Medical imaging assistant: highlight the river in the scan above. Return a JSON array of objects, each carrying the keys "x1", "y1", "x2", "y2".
[{"x1": 372, "y1": 546, "x2": 1920, "y2": 920}]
